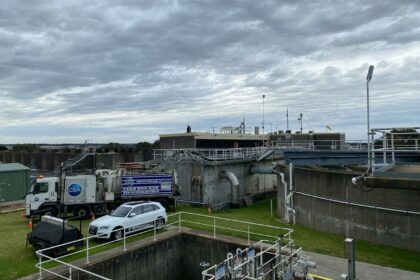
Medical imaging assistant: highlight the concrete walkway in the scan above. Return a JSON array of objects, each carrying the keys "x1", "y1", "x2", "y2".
[{"x1": 302, "y1": 250, "x2": 420, "y2": 280}]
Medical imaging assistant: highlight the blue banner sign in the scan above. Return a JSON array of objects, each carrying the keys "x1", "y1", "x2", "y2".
[{"x1": 121, "y1": 174, "x2": 173, "y2": 197}]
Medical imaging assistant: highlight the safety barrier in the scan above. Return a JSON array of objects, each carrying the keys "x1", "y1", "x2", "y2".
[{"x1": 35, "y1": 212, "x2": 293, "y2": 279}]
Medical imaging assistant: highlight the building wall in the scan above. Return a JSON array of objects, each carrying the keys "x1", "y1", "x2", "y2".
[
  {"x1": 165, "y1": 160, "x2": 277, "y2": 205},
  {"x1": 0, "y1": 168, "x2": 30, "y2": 203},
  {"x1": 277, "y1": 165, "x2": 420, "y2": 251},
  {"x1": 159, "y1": 135, "x2": 196, "y2": 149}
]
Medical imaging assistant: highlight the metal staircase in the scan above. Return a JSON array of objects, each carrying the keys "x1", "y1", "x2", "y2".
[{"x1": 52, "y1": 151, "x2": 95, "y2": 176}]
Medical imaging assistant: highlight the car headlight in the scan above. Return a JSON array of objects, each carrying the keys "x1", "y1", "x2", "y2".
[{"x1": 99, "y1": 226, "x2": 109, "y2": 230}]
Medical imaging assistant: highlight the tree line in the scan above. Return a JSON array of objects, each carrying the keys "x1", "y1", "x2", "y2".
[{"x1": 0, "y1": 141, "x2": 160, "y2": 153}]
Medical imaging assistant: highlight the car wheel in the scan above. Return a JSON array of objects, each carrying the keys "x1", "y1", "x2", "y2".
[
  {"x1": 156, "y1": 218, "x2": 165, "y2": 230},
  {"x1": 111, "y1": 227, "x2": 124, "y2": 241}
]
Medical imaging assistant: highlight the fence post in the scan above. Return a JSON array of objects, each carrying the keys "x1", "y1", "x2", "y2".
[
  {"x1": 391, "y1": 133, "x2": 395, "y2": 163},
  {"x1": 68, "y1": 267, "x2": 72, "y2": 280},
  {"x1": 154, "y1": 219, "x2": 157, "y2": 241},
  {"x1": 38, "y1": 254, "x2": 42, "y2": 279},
  {"x1": 179, "y1": 212, "x2": 182, "y2": 232},
  {"x1": 86, "y1": 238, "x2": 90, "y2": 264},
  {"x1": 213, "y1": 216, "x2": 216, "y2": 238},
  {"x1": 247, "y1": 224, "x2": 250, "y2": 245},
  {"x1": 123, "y1": 228, "x2": 127, "y2": 251},
  {"x1": 270, "y1": 199, "x2": 273, "y2": 218}
]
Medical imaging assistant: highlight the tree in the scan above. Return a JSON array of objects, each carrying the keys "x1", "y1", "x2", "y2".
[
  {"x1": 0, "y1": 145, "x2": 7, "y2": 151},
  {"x1": 101, "y1": 142, "x2": 122, "y2": 153},
  {"x1": 12, "y1": 144, "x2": 40, "y2": 152},
  {"x1": 135, "y1": 140, "x2": 159, "y2": 152}
]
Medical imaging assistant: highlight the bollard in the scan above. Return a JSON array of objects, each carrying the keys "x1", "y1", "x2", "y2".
[{"x1": 344, "y1": 238, "x2": 356, "y2": 280}]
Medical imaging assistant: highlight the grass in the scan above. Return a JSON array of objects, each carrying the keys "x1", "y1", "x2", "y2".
[{"x1": 1, "y1": 199, "x2": 419, "y2": 280}]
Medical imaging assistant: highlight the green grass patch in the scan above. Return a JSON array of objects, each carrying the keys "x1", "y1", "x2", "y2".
[{"x1": 1, "y1": 200, "x2": 419, "y2": 280}]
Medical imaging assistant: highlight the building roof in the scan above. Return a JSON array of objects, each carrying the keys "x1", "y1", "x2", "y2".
[
  {"x1": 0, "y1": 163, "x2": 30, "y2": 172},
  {"x1": 159, "y1": 132, "x2": 269, "y2": 141}
]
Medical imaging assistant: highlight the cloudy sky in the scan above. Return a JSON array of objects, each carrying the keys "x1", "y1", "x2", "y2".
[{"x1": 0, "y1": 0, "x2": 419, "y2": 143}]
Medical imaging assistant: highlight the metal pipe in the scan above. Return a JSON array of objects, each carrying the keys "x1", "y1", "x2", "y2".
[
  {"x1": 250, "y1": 165, "x2": 292, "y2": 223},
  {"x1": 219, "y1": 170, "x2": 240, "y2": 205},
  {"x1": 294, "y1": 191, "x2": 420, "y2": 215},
  {"x1": 289, "y1": 163, "x2": 295, "y2": 225}
]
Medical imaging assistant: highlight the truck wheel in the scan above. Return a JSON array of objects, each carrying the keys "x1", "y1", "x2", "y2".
[
  {"x1": 157, "y1": 199, "x2": 169, "y2": 210},
  {"x1": 156, "y1": 218, "x2": 165, "y2": 230},
  {"x1": 41, "y1": 206, "x2": 58, "y2": 217},
  {"x1": 111, "y1": 227, "x2": 124, "y2": 241},
  {"x1": 73, "y1": 206, "x2": 91, "y2": 220}
]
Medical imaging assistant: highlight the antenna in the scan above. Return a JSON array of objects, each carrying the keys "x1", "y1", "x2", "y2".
[
  {"x1": 286, "y1": 108, "x2": 289, "y2": 131},
  {"x1": 298, "y1": 113, "x2": 303, "y2": 133}
]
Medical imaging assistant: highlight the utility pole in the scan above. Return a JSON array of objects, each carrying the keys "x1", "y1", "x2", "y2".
[
  {"x1": 298, "y1": 113, "x2": 303, "y2": 133},
  {"x1": 262, "y1": 94, "x2": 266, "y2": 134},
  {"x1": 286, "y1": 108, "x2": 289, "y2": 131},
  {"x1": 366, "y1": 65, "x2": 374, "y2": 171}
]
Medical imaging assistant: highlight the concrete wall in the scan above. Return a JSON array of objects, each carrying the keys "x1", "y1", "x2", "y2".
[
  {"x1": 0, "y1": 152, "x2": 144, "y2": 173},
  {"x1": 160, "y1": 135, "x2": 196, "y2": 149},
  {"x1": 277, "y1": 165, "x2": 420, "y2": 251},
  {"x1": 64, "y1": 233, "x2": 246, "y2": 280},
  {"x1": 165, "y1": 160, "x2": 277, "y2": 205}
]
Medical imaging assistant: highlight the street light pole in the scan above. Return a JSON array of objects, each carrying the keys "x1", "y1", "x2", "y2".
[
  {"x1": 366, "y1": 65, "x2": 374, "y2": 171},
  {"x1": 262, "y1": 94, "x2": 266, "y2": 134}
]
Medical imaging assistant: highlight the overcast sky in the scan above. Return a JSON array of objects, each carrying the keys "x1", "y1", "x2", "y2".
[{"x1": 0, "y1": 0, "x2": 419, "y2": 144}]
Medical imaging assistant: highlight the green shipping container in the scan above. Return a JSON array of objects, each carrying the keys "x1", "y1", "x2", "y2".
[{"x1": 0, "y1": 163, "x2": 31, "y2": 203}]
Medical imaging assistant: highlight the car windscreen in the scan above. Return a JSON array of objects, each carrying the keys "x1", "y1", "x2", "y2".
[{"x1": 110, "y1": 206, "x2": 131, "y2": 217}]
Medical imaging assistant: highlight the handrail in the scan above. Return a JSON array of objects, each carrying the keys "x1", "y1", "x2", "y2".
[
  {"x1": 35, "y1": 212, "x2": 292, "y2": 280},
  {"x1": 52, "y1": 151, "x2": 94, "y2": 175}
]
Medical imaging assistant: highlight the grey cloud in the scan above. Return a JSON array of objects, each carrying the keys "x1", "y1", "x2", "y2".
[{"x1": 0, "y1": 0, "x2": 419, "y2": 142}]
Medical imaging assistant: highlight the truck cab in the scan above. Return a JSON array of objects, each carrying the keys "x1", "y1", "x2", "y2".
[{"x1": 26, "y1": 177, "x2": 59, "y2": 217}]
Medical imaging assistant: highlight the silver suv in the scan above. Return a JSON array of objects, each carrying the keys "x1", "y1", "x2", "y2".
[{"x1": 88, "y1": 201, "x2": 167, "y2": 240}]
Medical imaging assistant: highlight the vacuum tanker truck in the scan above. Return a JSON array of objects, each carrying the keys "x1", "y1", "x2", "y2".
[{"x1": 25, "y1": 169, "x2": 178, "y2": 219}]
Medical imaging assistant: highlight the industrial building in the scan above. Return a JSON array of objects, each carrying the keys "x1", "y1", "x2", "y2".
[
  {"x1": 0, "y1": 163, "x2": 30, "y2": 204},
  {"x1": 159, "y1": 126, "x2": 345, "y2": 150}
]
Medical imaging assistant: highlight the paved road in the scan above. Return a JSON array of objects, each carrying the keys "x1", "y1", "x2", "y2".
[{"x1": 301, "y1": 250, "x2": 420, "y2": 280}]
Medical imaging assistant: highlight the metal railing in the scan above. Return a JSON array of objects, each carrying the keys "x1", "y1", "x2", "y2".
[
  {"x1": 201, "y1": 239, "x2": 302, "y2": 280},
  {"x1": 370, "y1": 127, "x2": 420, "y2": 167},
  {"x1": 153, "y1": 140, "x2": 371, "y2": 162},
  {"x1": 267, "y1": 139, "x2": 346, "y2": 151},
  {"x1": 35, "y1": 212, "x2": 293, "y2": 280},
  {"x1": 153, "y1": 147, "x2": 271, "y2": 161},
  {"x1": 52, "y1": 150, "x2": 95, "y2": 176}
]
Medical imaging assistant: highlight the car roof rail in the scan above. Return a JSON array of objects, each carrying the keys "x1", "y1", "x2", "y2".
[{"x1": 123, "y1": 201, "x2": 147, "y2": 206}]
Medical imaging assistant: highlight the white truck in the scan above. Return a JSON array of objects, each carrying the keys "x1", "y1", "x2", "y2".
[{"x1": 25, "y1": 170, "x2": 177, "y2": 219}]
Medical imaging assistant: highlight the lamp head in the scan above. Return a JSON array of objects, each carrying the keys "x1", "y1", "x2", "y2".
[{"x1": 366, "y1": 65, "x2": 374, "y2": 81}]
